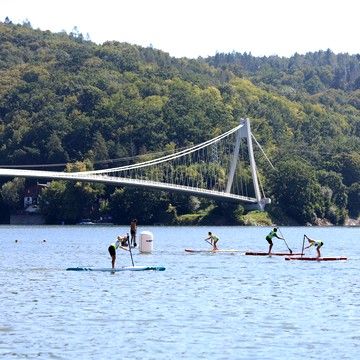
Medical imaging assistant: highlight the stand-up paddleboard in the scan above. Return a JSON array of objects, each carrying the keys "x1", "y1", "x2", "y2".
[
  {"x1": 66, "y1": 266, "x2": 165, "y2": 272},
  {"x1": 185, "y1": 249, "x2": 241, "y2": 253},
  {"x1": 245, "y1": 251, "x2": 303, "y2": 256},
  {"x1": 285, "y1": 256, "x2": 347, "y2": 261}
]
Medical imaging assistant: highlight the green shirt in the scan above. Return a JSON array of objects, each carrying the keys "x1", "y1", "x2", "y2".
[{"x1": 266, "y1": 230, "x2": 279, "y2": 240}]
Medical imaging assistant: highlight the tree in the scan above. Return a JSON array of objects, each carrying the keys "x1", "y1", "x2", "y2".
[
  {"x1": 168, "y1": 193, "x2": 201, "y2": 215},
  {"x1": 335, "y1": 153, "x2": 360, "y2": 186},
  {"x1": 61, "y1": 181, "x2": 104, "y2": 223},
  {"x1": 90, "y1": 131, "x2": 109, "y2": 164},
  {"x1": 317, "y1": 170, "x2": 347, "y2": 209},
  {"x1": 0, "y1": 178, "x2": 25, "y2": 210},
  {"x1": 0, "y1": 192, "x2": 10, "y2": 223},
  {"x1": 78, "y1": 86, "x2": 103, "y2": 113},
  {"x1": 269, "y1": 160, "x2": 323, "y2": 224},
  {"x1": 38, "y1": 160, "x2": 105, "y2": 224},
  {"x1": 109, "y1": 187, "x2": 173, "y2": 225},
  {"x1": 45, "y1": 133, "x2": 69, "y2": 163},
  {"x1": 348, "y1": 183, "x2": 360, "y2": 218},
  {"x1": 61, "y1": 160, "x2": 104, "y2": 223},
  {"x1": 199, "y1": 201, "x2": 240, "y2": 225},
  {"x1": 38, "y1": 181, "x2": 67, "y2": 224}
]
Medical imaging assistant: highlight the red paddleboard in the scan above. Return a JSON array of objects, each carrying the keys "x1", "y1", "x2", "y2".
[
  {"x1": 185, "y1": 249, "x2": 241, "y2": 253},
  {"x1": 285, "y1": 256, "x2": 347, "y2": 261},
  {"x1": 245, "y1": 251, "x2": 303, "y2": 256}
]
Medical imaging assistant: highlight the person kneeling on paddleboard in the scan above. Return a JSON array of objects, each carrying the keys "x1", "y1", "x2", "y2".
[
  {"x1": 206, "y1": 232, "x2": 219, "y2": 251},
  {"x1": 108, "y1": 235, "x2": 129, "y2": 268},
  {"x1": 266, "y1": 228, "x2": 283, "y2": 254},
  {"x1": 304, "y1": 235, "x2": 323, "y2": 258}
]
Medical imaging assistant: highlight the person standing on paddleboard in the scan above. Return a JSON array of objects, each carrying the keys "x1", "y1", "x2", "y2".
[
  {"x1": 108, "y1": 235, "x2": 129, "y2": 268},
  {"x1": 304, "y1": 235, "x2": 323, "y2": 258},
  {"x1": 206, "y1": 232, "x2": 219, "y2": 251},
  {"x1": 130, "y1": 219, "x2": 137, "y2": 247},
  {"x1": 266, "y1": 228, "x2": 284, "y2": 254}
]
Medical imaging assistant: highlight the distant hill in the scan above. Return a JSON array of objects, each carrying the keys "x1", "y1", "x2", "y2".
[{"x1": 0, "y1": 20, "x2": 359, "y2": 225}]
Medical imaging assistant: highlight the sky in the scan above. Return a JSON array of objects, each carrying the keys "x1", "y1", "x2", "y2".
[{"x1": 1, "y1": 0, "x2": 359, "y2": 58}]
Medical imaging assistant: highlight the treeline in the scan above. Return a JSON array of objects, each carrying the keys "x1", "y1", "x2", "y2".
[
  {"x1": 207, "y1": 50, "x2": 360, "y2": 92},
  {"x1": 0, "y1": 20, "x2": 359, "y2": 225}
]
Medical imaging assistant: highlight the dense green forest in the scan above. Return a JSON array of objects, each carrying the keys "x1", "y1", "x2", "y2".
[{"x1": 0, "y1": 19, "x2": 359, "y2": 225}]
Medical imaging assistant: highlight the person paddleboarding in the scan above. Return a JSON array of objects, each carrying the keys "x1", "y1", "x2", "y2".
[
  {"x1": 205, "y1": 232, "x2": 219, "y2": 251},
  {"x1": 130, "y1": 219, "x2": 137, "y2": 247},
  {"x1": 108, "y1": 235, "x2": 129, "y2": 268},
  {"x1": 304, "y1": 235, "x2": 323, "y2": 258},
  {"x1": 265, "y1": 227, "x2": 284, "y2": 254}
]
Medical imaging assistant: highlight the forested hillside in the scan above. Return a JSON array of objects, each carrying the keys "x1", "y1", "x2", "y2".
[{"x1": 0, "y1": 20, "x2": 359, "y2": 225}]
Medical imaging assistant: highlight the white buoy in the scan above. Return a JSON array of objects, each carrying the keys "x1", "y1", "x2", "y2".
[{"x1": 139, "y1": 231, "x2": 153, "y2": 253}]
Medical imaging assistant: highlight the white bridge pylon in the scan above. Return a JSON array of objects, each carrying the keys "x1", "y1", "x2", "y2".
[{"x1": 0, "y1": 118, "x2": 271, "y2": 209}]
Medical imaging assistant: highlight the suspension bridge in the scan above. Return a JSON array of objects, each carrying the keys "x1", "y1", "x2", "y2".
[{"x1": 0, "y1": 118, "x2": 271, "y2": 210}]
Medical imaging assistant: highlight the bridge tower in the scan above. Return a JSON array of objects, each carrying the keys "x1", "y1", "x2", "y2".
[{"x1": 226, "y1": 118, "x2": 270, "y2": 210}]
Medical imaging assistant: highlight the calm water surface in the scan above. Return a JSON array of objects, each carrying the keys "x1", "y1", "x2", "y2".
[{"x1": 0, "y1": 225, "x2": 359, "y2": 360}]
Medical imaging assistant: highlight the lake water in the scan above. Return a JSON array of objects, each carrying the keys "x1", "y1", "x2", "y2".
[{"x1": 0, "y1": 225, "x2": 359, "y2": 360}]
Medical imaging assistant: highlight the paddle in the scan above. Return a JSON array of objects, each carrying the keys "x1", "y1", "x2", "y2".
[
  {"x1": 278, "y1": 228, "x2": 292, "y2": 254},
  {"x1": 127, "y1": 234, "x2": 134, "y2": 267},
  {"x1": 204, "y1": 239, "x2": 212, "y2": 246},
  {"x1": 301, "y1": 235, "x2": 306, "y2": 258},
  {"x1": 120, "y1": 235, "x2": 134, "y2": 267}
]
